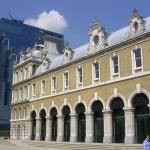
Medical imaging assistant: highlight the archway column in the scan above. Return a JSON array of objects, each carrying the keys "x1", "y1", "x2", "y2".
[
  {"x1": 45, "y1": 117, "x2": 52, "y2": 141},
  {"x1": 70, "y1": 113, "x2": 77, "y2": 142},
  {"x1": 35, "y1": 118, "x2": 41, "y2": 140},
  {"x1": 28, "y1": 119, "x2": 32, "y2": 140},
  {"x1": 85, "y1": 112, "x2": 93, "y2": 143},
  {"x1": 103, "y1": 110, "x2": 112, "y2": 143},
  {"x1": 124, "y1": 107, "x2": 135, "y2": 143},
  {"x1": 57, "y1": 115, "x2": 64, "y2": 142}
]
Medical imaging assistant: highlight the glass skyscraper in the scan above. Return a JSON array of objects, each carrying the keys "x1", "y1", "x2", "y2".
[{"x1": 0, "y1": 18, "x2": 64, "y2": 134}]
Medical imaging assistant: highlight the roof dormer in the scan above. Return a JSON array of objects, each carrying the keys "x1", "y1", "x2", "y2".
[
  {"x1": 130, "y1": 9, "x2": 145, "y2": 35},
  {"x1": 63, "y1": 43, "x2": 73, "y2": 63},
  {"x1": 88, "y1": 17, "x2": 108, "y2": 53}
]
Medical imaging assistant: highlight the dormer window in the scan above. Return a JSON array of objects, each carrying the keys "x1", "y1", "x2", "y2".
[
  {"x1": 65, "y1": 52, "x2": 69, "y2": 58},
  {"x1": 130, "y1": 9, "x2": 145, "y2": 35},
  {"x1": 93, "y1": 35, "x2": 99, "y2": 46},
  {"x1": 133, "y1": 22, "x2": 138, "y2": 32}
]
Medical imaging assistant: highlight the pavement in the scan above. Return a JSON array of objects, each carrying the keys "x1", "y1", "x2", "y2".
[{"x1": 0, "y1": 140, "x2": 59, "y2": 150}]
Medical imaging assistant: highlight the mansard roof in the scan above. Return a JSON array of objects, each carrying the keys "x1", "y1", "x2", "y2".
[{"x1": 33, "y1": 16, "x2": 150, "y2": 75}]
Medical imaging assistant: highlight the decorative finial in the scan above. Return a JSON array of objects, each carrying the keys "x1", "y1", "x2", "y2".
[
  {"x1": 65, "y1": 42, "x2": 69, "y2": 49},
  {"x1": 94, "y1": 16, "x2": 100, "y2": 25},
  {"x1": 132, "y1": 8, "x2": 138, "y2": 15}
]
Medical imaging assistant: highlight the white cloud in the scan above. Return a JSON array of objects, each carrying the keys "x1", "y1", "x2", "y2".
[{"x1": 24, "y1": 10, "x2": 68, "y2": 33}]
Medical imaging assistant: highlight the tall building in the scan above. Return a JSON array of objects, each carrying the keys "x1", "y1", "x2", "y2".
[
  {"x1": 0, "y1": 18, "x2": 64, "y2": 133},
  {"x1": 10, "y1": 10, "x2": 150, "y2": 144}
]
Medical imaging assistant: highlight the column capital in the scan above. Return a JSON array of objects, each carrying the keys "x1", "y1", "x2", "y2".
[
  {"x1": 85, "y1": 112, "x2": 94, "y2": 116},
  {"x1": 70, "y1": 113, "x2": 77, "y2": 117},
  {"x1": 123, "y1": 107, "x2": 135, "y2": 111},
  {"x1": 35, "y1": 117, "x2": 41, "y2": 120},
  {"x1": 102, "y1": 109, "x2": 112, "y2": 114}
]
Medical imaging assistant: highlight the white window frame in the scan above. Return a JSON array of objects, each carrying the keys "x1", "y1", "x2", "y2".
[
  {"x1": 63, "y1": 71, "x2": 69, "y2": 90},
  {"x1": 32, "y1": 83, "x2": 36, "y2": 98},
  {"x1": 19, "y1": 87, "x2": 23, "y2": 101},
  {"x1": 110, "y1": 54, "x2": 120, "y2": 78},
  {"x1": 19, "y1": 108, "x2": 21, "y2": 119},
  {"x1": 41, "y1": 80, "x2": 46, "y2": 96},
  {"x1": 76, "y1": 66, "x2": 83, "y2": 87},
  {"x1": 23, "y1": 108, "x2": 26, "y2": 119},
  {"x1": 132, "y1": 46, "x2": 143, "y2": 73},
  {"x1": 51, "y1": 75, "x2": 56, "y2": 94},
  {"x1": 92, "y1": 61, "x2": 100, "y2": 83}
]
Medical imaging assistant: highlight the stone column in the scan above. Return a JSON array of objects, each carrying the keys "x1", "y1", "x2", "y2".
[
  {"x1": 45, "y1": 117, "x2": 52, "y2": 141},
  {"x1": 28, "y1": 64, "x2": 32, "y2": 78},
  {"x1": 70, "y1": 113, "x2": 77, "y2": 142},
  {"x1": 103, "y1": 110, "x2": 112, "y2": 143},
  {"x1": 124, "y1": 107, "x2": 135, "y2": 144},
  {"x1": 57, "y1": 115, "x2": 64, "y2": 142},
  {"x1": 28, "y1": 119, "x2": 32, "y2": 140},
  {"x1": 35, "y1": 118, "x2": 41, "y2": 140},
  {"x1": 85, "y1": 112, "x2": 94, "y2": 142}
]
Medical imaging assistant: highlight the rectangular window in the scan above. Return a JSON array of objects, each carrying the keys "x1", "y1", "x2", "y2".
[
  {"x1": 93, "y1": 62, "x2": 100, "y2": 81},
  {"x1": 134, "y1": 48, "x2": 142, "y2": 69},
  {"x1": 77, "y1": 68, "x2": 83, "y2": 86},
  {"x1": 24, "y1": 86, "x2": 28, "y2": 100},
  {"x1": 21, "y1": 70, "x2": 23, "y2": 81},
  {"x1": 16, "y1": 72, "x2": 19, "y2": 83},
  {"x1": 51, "y1": 76, "x2": 56, "y2": 93},
  {"x1": 112, "y1": 56, "x2": 119, "y2": 75},
  {"x1": 19, "y1": 88, "x2": 23, "y2": 101},
  {"x1": 41, "y1": 80, "x2": 45, "y2": 96},
  {"x1": 32, "y1": 83, "x2": 36, "y2": 98},
  {"x1": 64, "y1": 72, "x2": 69, "y2": 89}
]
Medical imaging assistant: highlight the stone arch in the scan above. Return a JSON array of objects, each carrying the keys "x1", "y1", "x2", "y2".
[
  {"x1": 30, "y1": 109, "x2": 37, "y2": 118},
  {"x1": 106, "y1": 93, "x2": 127, "y2": 110},
  {"x1": 88, "y1": 96, "x2": 105, "y2": 112},
  {"x1": 73, "y1": 99, "x2": 87, "y2": 113},
  {"x1": 48, "y1": 105, "x2": 59, "y2": 116},
  {"x1": 60, "y1": 102, "x2": 73, "y2": 115},
  {"x1": 37, "y1": 106, "x2": 47, "y2": 118},
  {"x1": 128, "y1": 88, "x2": 150, "y2": 107}
]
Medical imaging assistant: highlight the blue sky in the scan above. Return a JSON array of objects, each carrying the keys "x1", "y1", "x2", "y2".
[{"x1": 0, "y1": 0, "x2": 149, "y2": 48}]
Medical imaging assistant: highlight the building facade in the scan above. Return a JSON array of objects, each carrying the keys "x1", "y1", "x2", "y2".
[
  {"x1": 0, "y1": 18, "x2": 64, "y2": 132},
  {"x1": 10, "y1": 10, "x2": 150, "y2": 144}
]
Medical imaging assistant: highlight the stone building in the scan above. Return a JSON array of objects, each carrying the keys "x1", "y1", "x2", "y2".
[{"x1": 10, "y1": 10, "x2": 150, "y2": 144}]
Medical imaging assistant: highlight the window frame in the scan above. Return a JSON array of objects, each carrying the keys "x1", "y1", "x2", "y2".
[
  {"x1": 76, "y1": 67, "x2": 83, "y2": 87},
  {"x1": 51, "y1": 75, "x2": 56, "y2": 94},
  {"x1": 132, "y1": 46, "x2": 143, "y2": 73},
  {"x1": 92, "y1": 62, "x2": 100, "y2": 82},
  {"x1": 63, "y1": 71, "x2": 69, "y2": 90}
]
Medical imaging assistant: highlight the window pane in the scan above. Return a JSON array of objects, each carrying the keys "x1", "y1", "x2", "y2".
[
  {"x1": 94, "y1": 63, "x2": 99, "y2": 79},
  {"x1": 112, "y1": 56, "x2": 119, "y2": 74},
  {"x1": 135, "y1": 48, "x2": 141, "y2": 58},
  {"x1": 78, "y1": 68, "x2": 83, "y2": 83},
  {"x1": 136, "y1": 58, "x2": 142, "y2": 68},
  {"x1": 134, "y1": 48, "x2": 142, "y2": 68}
]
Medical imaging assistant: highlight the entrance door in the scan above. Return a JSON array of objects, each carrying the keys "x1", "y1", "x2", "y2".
[
  {"x1": 52, "y1": 117, "x2": 57, "y2": 141},
  {"x1": 132, "y1": 93, "x2": 150, "y2": 143},
  {"x1": 64, "y1": 115, "x2": 70, "y2": 142},
  {"x1": 136, "y1": 114, "x2": 150, "y2": 143},
  {"x1": 113, "y1": 114, "x2": 125, "y2": 143},
  {"x1": 41, "y1": 118, "x2": 46, "y2": 140},
  {"x1": 78, "y1": 113, "x2": 85, "y2": 142},
  {"x1": 94, "y1": 112, "x2": 103, "y2": 142},
  {"x1": 31, "y1": 119, "x2": 36, "y2": 140},
  {"x1": 111, "y1": 98, "x2": 125, "y2": 143}
]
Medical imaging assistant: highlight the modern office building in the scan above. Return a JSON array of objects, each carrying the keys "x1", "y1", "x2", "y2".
[
  {"x1": 0, "y1": 17, "x2": 64, "y2": 133},
  {"x1": 10, "y1": 10, "x2": 150, "y2": 144}
]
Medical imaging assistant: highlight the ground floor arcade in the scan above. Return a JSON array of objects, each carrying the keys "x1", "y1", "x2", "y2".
[{"x1": 11, "y1": 92, "x2": 150, "y2": 144}]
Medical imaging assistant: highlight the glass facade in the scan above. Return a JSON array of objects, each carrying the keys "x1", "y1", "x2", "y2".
[{"x1": 0, "y1": 18, "x2": 64, "y2": 132}]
